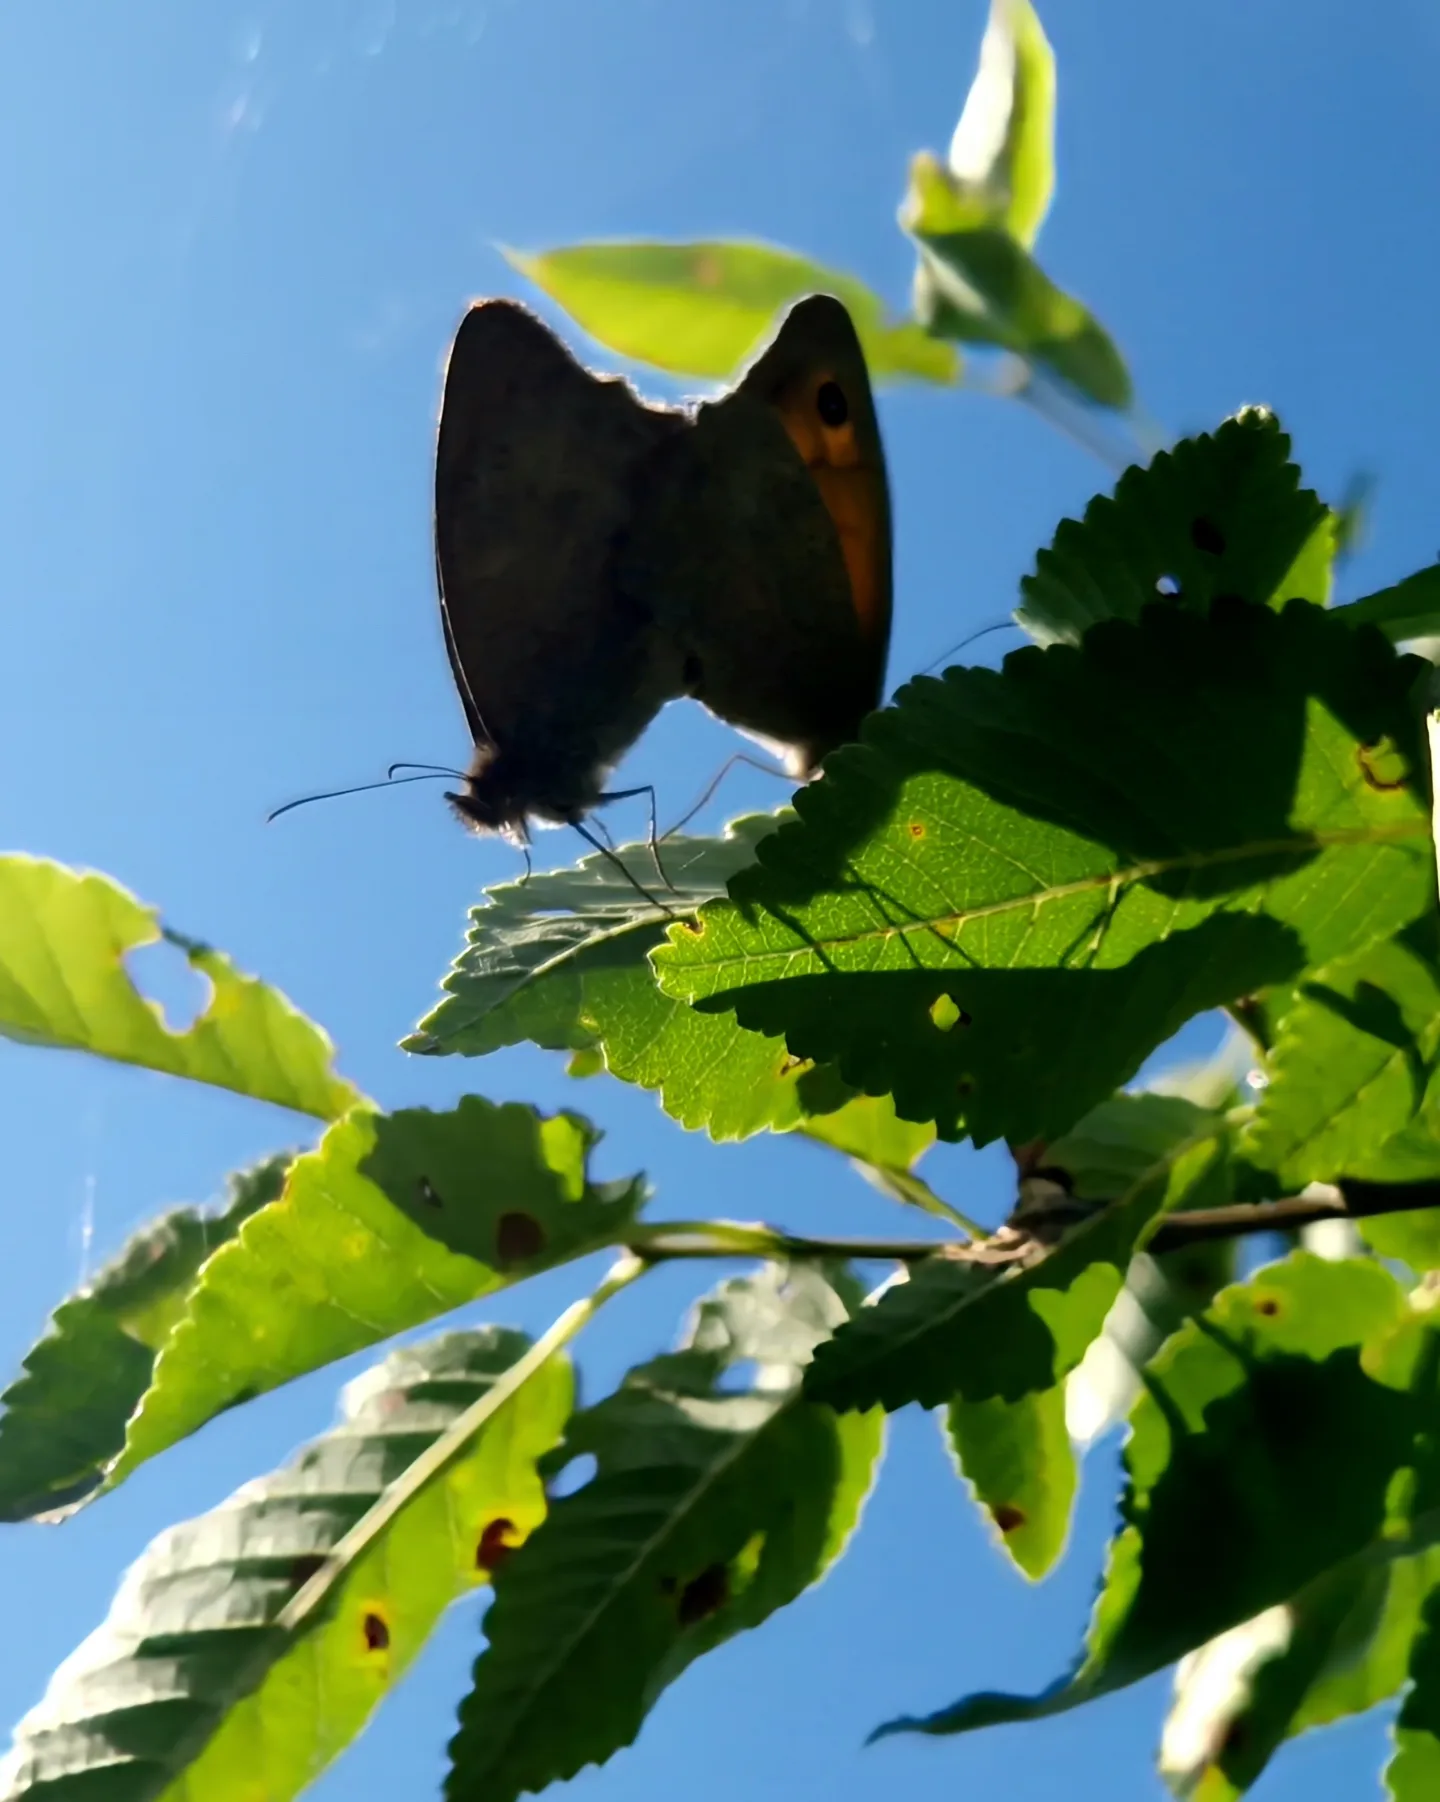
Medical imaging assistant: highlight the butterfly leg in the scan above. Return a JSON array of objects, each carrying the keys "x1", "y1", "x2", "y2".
[
  {"x1": 596, "y1": 784, "x2": 672, "y2": 892},
  {"x1": 570, "y1": 816, "x2": 675, "y2": 918},
  {"x1": 661, "y1": 752, "x2": 794, "y2": 840}
]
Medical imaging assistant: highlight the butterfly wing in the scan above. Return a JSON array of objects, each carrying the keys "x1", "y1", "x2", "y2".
[
  {"x1": 645, "y1": 294, "x2": 892, "y2": 776},
  {"x1": 434, "y1": 300, "x2": 684, "y2": 822}
]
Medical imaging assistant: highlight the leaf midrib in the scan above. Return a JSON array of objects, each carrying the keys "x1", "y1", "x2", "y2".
[{"x1": 681, "y1": 819, "x2": 1428, "y2": 972}]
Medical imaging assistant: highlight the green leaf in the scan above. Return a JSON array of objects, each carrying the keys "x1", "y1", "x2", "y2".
[
  {"x1": 875, "y1": 1254, "x2": 1427, "y2": 1744},
  {"x1": 0, "y1": 1154, "x2": 292, "y2": 1522},
  {"x1": 1335, "y1": 566, "x2": 1440, "y2": 644},
  {"x1": 0, "y1": 857, "x2": 361, "y2": 1118},
  {"x1": 507, "y1": 240, "x2": 957, "y2": 385},
  {"x1": 1244, "y1": 914, "x2": 1440, "y2": 1192},
  {"x1": 446, "y1": 1264, "x2": 883, "y2": 1802},
  {"x1": 904, "y1": 152, "x2": 1130, "y2": 408},
  {"x1": 656, "y1": 596, "x2": 1432, "y2": 1146},
  {"x1": 0, "y1": 1327, "x2": 572, "y2": 1802},
  {"x1": 1387, "y1": 1582, "x2": 1440, "y2": 1799},
  {"x1": 407, "y1": 818, "x2": 899, "y2": 1143},
  {"x1": 1052, "y1": 1094, "x2": 1241, "y2": 1445},
  {"x1": 1015, "y1": 412, "x2": 1332, "y2": 647},
  {"x1": 104, "y1": 1098, "x2": 642, "y2": 1493},
  {"x1": 806, "y1": 1111, "x2": 1227, "y2": 1414},
  {"x1": 1160, "y1": 1552, "x2": 1440, "y2": 1799},
  {"x1": 943, "y1": 1382, "x2": 1074, "y2": 1580},
  {"x1": 943, "y1": 0, "x2": 1055, "y2": 247}
]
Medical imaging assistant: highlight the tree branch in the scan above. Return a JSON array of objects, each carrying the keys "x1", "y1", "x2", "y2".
[{"x1": 627, "y1": 1179, "x2": 1440, "y2": 1270}]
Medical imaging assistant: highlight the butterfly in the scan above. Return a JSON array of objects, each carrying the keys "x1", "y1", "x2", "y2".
[{"x1": 432, "y1": 291, "x2": 892, "y2": 849}]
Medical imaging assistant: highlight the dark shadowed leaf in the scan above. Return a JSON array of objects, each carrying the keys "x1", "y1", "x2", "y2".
[
  {"x1": 0, "y1": 858, "x2": 361, "y2": 1118},
  {"x1": 805, "y1": 1110, "x2": 1227, "y2": 1414},
  {"x1": 1159, "y1": 1552, "x2": 1440, "y2": 1799},
  {"x1": 1015, "y1": 413, "x2": 1331, "y2": 647},
  {"x1": 446, "y1": 1265, "x2": 883, "y2": 1802},
  {"x1": 0, "y1": 1154, "x2": 292, "y2": 1521},
  {"x1": 0, "y1": 1329, "x2": 571, "y2": 1802},
  {"x1": 1387, "y1": 1584, "x2": 1440, "y2": 1799},
  {"x1": 657, "y1": 597, "x2": 1431, "y2": 1146},
  {"x1": 874, "y1": 1255, "x2": 1435, "y2": 1745},
  {"x1": 1244, "y1": 913, "x2": 1440, "y2": 1196},
  {"x1": 508, "y1": 241, "x2": 956, "y2": 384},
  {"x1": 104, "y1": 1099, "x2": 642, "y2": 1493},
  {"x1": 1335, "y1": 566, "x2": 1440, "y2": 644}
]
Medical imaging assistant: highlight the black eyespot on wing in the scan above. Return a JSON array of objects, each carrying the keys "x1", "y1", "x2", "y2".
[{"x1": 816, "y1": 380, "x2": 849, "y2": 427}]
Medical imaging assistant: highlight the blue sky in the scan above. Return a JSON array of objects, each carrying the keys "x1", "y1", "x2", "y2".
[{"x1": 2, "y1": 2, "x2": 1438, "y2": 1796}]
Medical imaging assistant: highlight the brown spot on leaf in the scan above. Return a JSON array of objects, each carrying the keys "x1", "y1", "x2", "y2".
[
  {"x1": 416, "y1": 1175, "x2": 443, "y2": 1209},
  {"x1": 288, "y1": 1553, "x2": 326, "y2": 1591},
  {"x1": 1190, "y1": 517, "x2": 1226, "y2": 556},
  {"x1": 677, "y1": 1564, "x2": 729, "y2": 1626},
  {"x1": 778, "y1": 1054, "x2": 808, "y2": 1077},
  {"x1": 496, "y1": 1210, "x2": 547, "y2": 1265},
  {"x1": 907, "y1": 821, "x2": 925, "y2": 839},
  {"x1": 992, "y1": 1504, "x2": 1026, "y2": 1534},
  {"x1": 1255, "y1": 1296, "x2": 1281, "y2": 1318},
  {"x1": 476, "y1": 1517, "x2": 519, "y2": 1574},
  {"x1": 363, "y1": 1611, "x2": 390, "y2": 1652}
]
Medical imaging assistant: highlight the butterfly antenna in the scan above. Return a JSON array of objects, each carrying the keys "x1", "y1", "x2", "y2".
[
  {"x1": 917, "y1": 618, "x2": 1023, "y2": 678},
  {"x1": 570, "y1": 818, "x2": 677, "y2": 919},
  {"x1": 266, "y1": 769, "x2": 455, "y2": 822},
  {"x1": 387, "y1": 761, "x2": 466, "y2": 779}
]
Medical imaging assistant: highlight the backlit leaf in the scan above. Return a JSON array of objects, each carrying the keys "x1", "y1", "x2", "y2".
[
  {"x1": 509, "y1": 241, "x2": 957, "y2": 384},
  {"x1": 104, "y1": 1099, "x2": 642, "y2": 1493},
  {"x1": 0, "y1": 1328, "x2": 572, "y2": 1802},
  {"x1": 0, "y1": 1154, "x2": 291, "y2": 1521},
  {"x1": 0, "y1": 857, "x2": 360, "y2": 1118}
]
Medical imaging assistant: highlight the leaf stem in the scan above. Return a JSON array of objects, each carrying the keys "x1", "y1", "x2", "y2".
[{"x1": 276, "y1": 1251, "x2": 648, "y2": 1635}]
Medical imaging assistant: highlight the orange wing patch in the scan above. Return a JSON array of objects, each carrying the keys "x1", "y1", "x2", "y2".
[{"x1": 774, "y1": 368, "x2": 886, "y2": 642}]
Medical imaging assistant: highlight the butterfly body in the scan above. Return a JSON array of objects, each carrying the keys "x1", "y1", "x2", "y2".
[{"x1": 433, "y1": 291, "x2": 891, "y2": 842}]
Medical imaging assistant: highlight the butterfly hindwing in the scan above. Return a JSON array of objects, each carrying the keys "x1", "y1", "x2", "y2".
[{"x1": 644, "y1": 294, "x2": 892, "y2": 775}]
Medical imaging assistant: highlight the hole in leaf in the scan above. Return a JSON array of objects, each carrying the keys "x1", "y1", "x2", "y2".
[
  {"x1": 1154, "y1": 573, "x2": 1182, "y2": 598},
  {"x1": 677, "y1": 1563, "x2": 729, "y2": 1626},
  {"x1": 495, "y1": 1210, "x2": 547, "y2": 1265},
  {"x1": 416, "y1": 1176, "x2": 444, "y2": 1210},
  {"x1": 1190, "y1": 516, "x2": 1226, "y2": 556},
  {"x1": 713, "y1": 1358, "x2": 760, "y2": 1395},
  {"x1": 124, "y1": 939, "x2": 212, "y2": 1032},
  {"x1": 929, "y1": 993, "x2": 968, "y2": 1032},
  {"x1": 548, "y1": 1452, "x2": 597, "y2": 1499},
  {"x1": 476, "y1": 1517, "x2": 519, "y2": 1574},
  {"x1": 992, "y1": 1504, "x2": 1026, "y2": 1534},
  {"x1": 362, "y1": 1610, "x2": 390, "y2": 1652}
]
